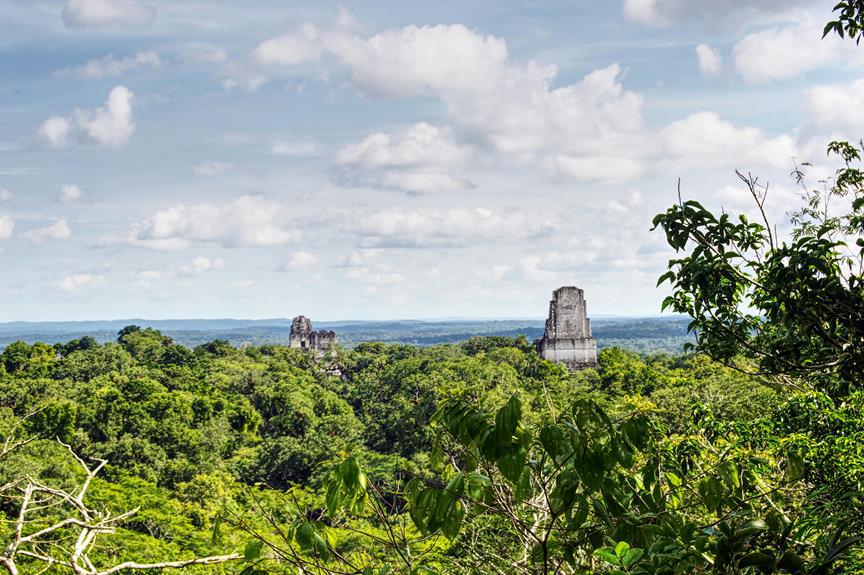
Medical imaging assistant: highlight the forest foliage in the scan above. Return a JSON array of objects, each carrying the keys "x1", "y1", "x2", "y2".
[{"x1": 0, "y1": 321, "x2": 860, "y2": 573}]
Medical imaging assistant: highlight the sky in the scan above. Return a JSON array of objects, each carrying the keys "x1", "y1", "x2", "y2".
[{"x1": 0, "y1": 0, "x2": 862, "y2": 321}]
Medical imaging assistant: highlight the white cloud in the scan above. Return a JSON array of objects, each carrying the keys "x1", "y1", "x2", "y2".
[
  {"x1": 255, "y1": 22, "x2": 646, "y2": 180},
  {"x1": 254, "y1": 23, "x2": 322, "y2": 65},
  {"x1": 476, "y1": 264, "x2": 512, "y2": 281},
  {"x1": 346, "y1": 207, "x2": 553, "y2": 247},
  {"x1": 808, "y1": 78, "x2": 864, "y2": 130},
  {"x1": 340, "y1": 249, "x2": 382, "y2": 267},
  {"x1": 272, "y1": 139, "x2": 322, "y2": 156},
  {"x1": 661, "y1": 111, "x2": 795, "y2": 169},
  {"x1": 338, "y1": 123, "x2": 470, "y2": 169},
  {"x1": 185, "y1": 256, "x2": 224, "y2": 274},
  {"x1": 193, "y1": 161, "x2": 233, "y2": 176},
  {"x1": 177, "y1": 44, "x2": 267, "y2": 92},
  {"x1": 258, "y1": 17, "x2": 806, "y2": 182},
  {"x1": 135, "y1": 269, "x2": 163, "y2": 289},
  {"x1": 55, "y1": 51, "x2": 161, "y2": 79},
  {"x1": 543, "y1": 154, "x2": 646, "y2": 183},
  {"x1": 321, "y1": 24, "x2": 510, "y2": 98},
  {"x1": 336, "y1": 123, "x2": 474, "y2": 193},
  {"x1": 56, "y1": 273, "x2": 103, "y2": 292},
  {"x1": 74, "y1": 86, "x2": 135, "y2": 147},
  {"x1": 344, "y1": 265, "x2": 405, "y2": 288},
  {"x1": 219, "y1": 69, "x2": 269, "y2": 92},
  {"x1": 38, "y1": 117, "x2": 71, "y2": 148},
  {"x1": 39, "y1": 86, "x2": 135, "y2": 149},
  {"x1": 733, "y1": 18, "x2": 859, "y2": 83},
  {"x1": 337, "y1": 247, "x2": 404, "y2": 291},
  {"x1": 696, "y1": 44, "x2": 723, "y2": 77},
  {"x1": 25, "y1": 219, "x2": 72, "y2": 243},
  {"x1": 281, "y1": 251, "x2": 318, "y2": 270},
  {"x1": 0, "y1": 187, "x2": 12, "y2": 201},
  {"x1": 109, "y1": 195, "x2": 301, "y2": 250},
  {"x1": 60, "y1": 184, "x2": 82, "y2": 202},
  {"x1": 0, "y1": 215, "x2": 14, "y2": 239},
  {"x1": 62, "y1": 0, "x2": 155, "y2": 29},
  {"x1": 517, "y1": 256, "x2": 559, "y2": 283}
]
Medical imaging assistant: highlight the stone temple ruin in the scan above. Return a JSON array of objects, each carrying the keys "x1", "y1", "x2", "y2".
[
  {"x1": 534, "y1": 286, "x2": 598, "y2": 370},
  {"x1": 289, "y1": 315, "x2": 338, "y2": 354}
]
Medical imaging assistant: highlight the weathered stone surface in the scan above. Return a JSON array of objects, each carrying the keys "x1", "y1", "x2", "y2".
[
  {"x1": 289, "y1": 315, "x2": 338, "y2": 354},
  {"x1": 535, "y1": 286, "x2": 598, "y2": 370}
]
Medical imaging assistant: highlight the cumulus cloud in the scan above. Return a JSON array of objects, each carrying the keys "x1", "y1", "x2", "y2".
[
  {"x1": 0, "y1": 215, "x2": 14, "y2": 239},
  {"x1": 0, "y1": 187, "x2": 12, "y2": 201},
  {"x1": 337, "y1": 249, "x2": 404, "y2": 291},
  {"x1": 39, "y1": 86, "x2": 135, "y2": 149},
  {"x1": 219, "y1": 69, "x2": 269, "y2": 92},
  {"x1": 60, "y1": 184, "x2": 82, "y2": 202},
  {"x1": 808, "y1": 78, "x2": 864, "y2": 130},
  {"x1": 254, "y1": 23, "x2": 322, "y2": 65},
  {"x1": 734, "y1": 20, "x2": 842, "y2": 84},
  {"x1": 344, "y1": 265, "x2": 405, "y2": 289},
  {"x1": 345, "y1": 207, "x2": 553, "y2": 247},
  {"x1": 258, "y1": 16, "x2": 807, "y2": 181},
  {"x1": 280, "y1": 251, "x2": 318, "y2": 270},
  {"x1": 661, "y1": 112, "x2": 795, "y2": 169},
  {"x1": 339, "y1": 249, "x2": 382, "y2": 267},
  {"x1": 55, "y1": 51, "x2": 161, "y2": 79},
  {"x1": 543, "y1": 155, "x2": 646, "y2": 183},
  {"x1": 338, "y1": 123, "x2": 470, "y2": 169},
  {"x1": 38, "y1": 117, "x2": 71, "y2": 148},
  {"x1": 106, "y1": 195, "x2": 302, "y2": 251},
  {"x1": 135, "y1": 269, "x2": 163, "y2": 289},
  {"x1": 56, "y1": 273, "x2": 103, "y2": 292},
  {"x1": 476, "y1": 264, "x2": 513, "y2": 281},
  {"x1": 696, "y1": 44, "x2": 723, "y2": 77},
  {"x1": 25, "y1": 219, "x2": 72, "y2": 243},
  {"x1": 255, "y1": 22, "x2": 647, "y2": 180},
  {"x1": 193, "y1": 161, "x2": 233, "y2": 176},
  {"x1": 336, "y1": 123, "x2": 474, "y2": 193},
  {"x1": 62, "y1": 0, "x2": 155, "y2": 29},
  {"x1": 184, "y1": 256, "x2": 224, "y2": 274}
]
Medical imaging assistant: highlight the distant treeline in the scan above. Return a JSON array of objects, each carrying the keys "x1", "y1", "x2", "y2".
[{"x1": 0, "y1": 316, "x2": 693, "y2": 354}]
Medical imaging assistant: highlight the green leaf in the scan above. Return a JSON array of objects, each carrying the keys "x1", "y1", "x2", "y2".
[
  {"x1": 621, "y1": 548, "x2": 643, "y2": 567},
  {"x1": 719, "y1": 460, "x2": 740, "y2": 490},
  {"x1": 576, "y1": 449, "x2": 605, "y2": 492},
  {"x1": 593, "y1": 548, "x2": 620, "y2": 565},
  {"x1": 325, "y1": 476, "x2": 340, "y2": 517},
  {"x1": 698, "y1": 477, "x2": 725, "y2": 511},
  {"x1": 495, "y1": 395, "x2": 521, "y2": 439},
  {"x1": 244, "y1": 539, "x2": 264, "y2": 561},
  {"x1": 736, "y1": 519, "x2": 768, "y2": 538},
  {"x1": 614, "y1": 541, "x2": 630, "y2": 558}
]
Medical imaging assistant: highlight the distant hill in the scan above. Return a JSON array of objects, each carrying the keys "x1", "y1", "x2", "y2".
[{"x1": 0, "y1": 316, "x2": 694, "y2": 354}]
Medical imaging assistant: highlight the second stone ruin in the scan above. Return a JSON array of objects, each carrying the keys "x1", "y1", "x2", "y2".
[{"x1": 534, "y1": 286, "x2": 598, "y2": 370}]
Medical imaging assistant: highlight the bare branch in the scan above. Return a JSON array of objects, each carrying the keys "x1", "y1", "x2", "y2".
[{"x1": 0, "y1": 440, "x2": 240, "y2": 575}]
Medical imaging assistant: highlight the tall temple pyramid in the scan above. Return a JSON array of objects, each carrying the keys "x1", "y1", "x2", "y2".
[{"x1": 534, "y1": 286, "x2": 598, "y2": 370}]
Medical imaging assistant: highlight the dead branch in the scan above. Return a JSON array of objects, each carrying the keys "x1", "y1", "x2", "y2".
[{"x1": 0, "y1": 440, "x2": 240, "y2": 575}]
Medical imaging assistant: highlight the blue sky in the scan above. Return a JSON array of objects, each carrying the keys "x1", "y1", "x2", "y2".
[{"x1": 1, "y1": 0, "x2": 862, "y2": 321}]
